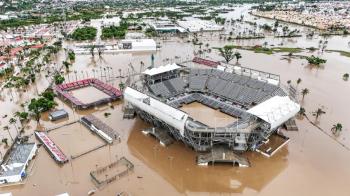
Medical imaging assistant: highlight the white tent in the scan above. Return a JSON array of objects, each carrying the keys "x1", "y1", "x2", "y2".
[{"x1": 247, "y1": 96, "x2": 300, "y2": 130}]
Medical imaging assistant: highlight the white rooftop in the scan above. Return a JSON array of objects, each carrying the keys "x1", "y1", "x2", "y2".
[
  {"x1": 247, "y1": 96, "x2": 300, "y2": 130},
  {"x1": 143, "y1": 63, "x2": 181, "y2": 76},
  {"x1": 124, "y1": 87, "x2": 188, "y2": 135}
]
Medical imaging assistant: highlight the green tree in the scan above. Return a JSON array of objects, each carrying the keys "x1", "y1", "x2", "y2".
[
  {"x1": 306, "y1": 55, "x2": 327, "y2": 66},
  {"x1": 68, "y1": 50, "x2": 75, "y2": 62},
  {"x1": 298, "y1": 107, "x2": 306, "y2": 116},
  {"x1": 2, "y1": 138, "x2": 8, "y2": 147},
  {"x1": 234, "y1": 52, "x2": 242, "y2": 63},
  {"x1": 54, "y1": 74, "x2": 65, "y2": 85},
  {"x1": 62, "y1": 61, "x2": 70, "y2": 72},
  {"x1": 3, "y1": 126, "x2": 13, "y2": 142},
  {"x1": 343, "y1": 73, "x2": 349, "y2": 81},
  {"x1": 313, "y1": 108, "x2": 326, "y2": 121},
  {"x1": 9, "y1": 117, "x2": 19, "y2": 135},
  {"x1": 28, "y1": 90, "x2": 57, "y2": 124},
  {"x1": 301, "y1": 88, "x2": 309, "y2": 100},
  {"x1": 219, "y1": 46, "x2": 235, "y2": 63},
  {"x1": 119, "y1": 82, "x2": 125, "y2": 91},
  {"x1": 14, "y1": 111, "x2": 29, "y2": 126},
  {"x1": 331, "y1": 123, "x2": 343, "y2": 135}
]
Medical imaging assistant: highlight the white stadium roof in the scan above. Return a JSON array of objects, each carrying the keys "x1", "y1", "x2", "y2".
[
  {"x1": 247, "y1": 96, "x2": 300, "y2": 130},
  {"x1": 124, "y1": 87, "x2": 188, "y2": 135},
  {"x1": 143, "y1": 63, "x2": 181, "y2": 76}
]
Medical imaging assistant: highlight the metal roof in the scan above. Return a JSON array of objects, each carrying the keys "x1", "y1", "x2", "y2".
[
  {"x1": 143, "y1": 63, "x2": 181, "y2": 76},
  {"x1": 247, "y1": 96, "x2": 300, "y2": 130}
]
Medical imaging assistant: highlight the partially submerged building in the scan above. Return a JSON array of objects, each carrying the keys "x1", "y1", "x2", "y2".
[
  {"x1": 0, "y1": 143, "x2": 37, "y2": 184},
  {"x1": 49, "y1": 109, "x2": 68, "y2": 121},
  {"x1": 124, "y1": 63, "x2": 300, "y2": 155},
  {"x1": 148, "y1": 20, "x2": 186, "y2": 33}
]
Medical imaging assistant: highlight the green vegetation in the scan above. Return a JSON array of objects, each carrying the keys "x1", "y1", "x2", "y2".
[
  {"x1": 14, "y1": 111, "x2": 29, "y2": 124},
  {"x1": 0, "y1": 10, "x2": 103, "y2": 30},
  {"x1": 301, "y1": 88, "x2": 309, "y2": 100},
  {"x1": 63, "y1": 61, "x2": 71, "y2": 72},
  {"x1": 54, "y1": 74, "x2": 65, "y2": 85},
  {"x1": 71, "y1": 26, "x2": 97, "y2": 41},
  {"x1": 28, "y1": 89, "x2": 57, "y2": 123},
  {"x1": 218, "y1": 46, "x2": 236, "y2": 63},
  {"x1": 68, "y1": 50, "x2": 76, "y2": 61},
  {"x1": 218, "y1": 45, "x2": 303, "y2": 55},
  {"x1": 145, "y1": 28, "x2": 157, "y2": 37},
  {"x1": 326, "y1": 50, "x2": 350, "y2": 58},
  {"x1": 305, "y1": 55, "x2": 327, "y2": 65},
  {"x1": 234, "y1": 52, "x2": 242, "y2": 63},
  {"x1": 313, "y1": 108, "x2": 326, "y2": 121},
  {"x1": 101, "y1": 21, "x2": 128, "y2": 39},
  {"x1": 343, "y1": 73, "x2": 349, "y2": 81},
  {"x1": 331, "y1": 123, "x2": 343, "y2": 136},
  {"x1": 2, "y1": 138, "x2": 8, "y2": 147}
]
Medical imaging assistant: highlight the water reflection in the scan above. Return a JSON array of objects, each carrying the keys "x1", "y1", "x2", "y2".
[{"x1": 127, "y1": 119, "x2": 289, "y2": 194}]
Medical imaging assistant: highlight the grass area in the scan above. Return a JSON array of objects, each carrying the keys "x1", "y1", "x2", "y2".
[
  {"x1": 272, "y1": 47, "x2": 303, "y2": 53},
  {"x1": 326, "y1": 50, "x2": 350, "y2": 58},
  {"x1": 71, "y1": 26, "x2": 97, "y2": 41},
  {"x1": 217, "y1": 45, "x2": 303, "y2": 55},
  {"x1": 101, "y1": 21, "x2": 128, "y2": 39}
]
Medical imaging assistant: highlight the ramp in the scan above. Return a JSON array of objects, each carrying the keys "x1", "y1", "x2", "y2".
[{"x1": 196, "y1": 147, "x2": 250, "y2": 167}]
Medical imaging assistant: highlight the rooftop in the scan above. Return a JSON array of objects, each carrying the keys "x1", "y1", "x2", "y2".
[
  {"x1": 143, "y1": 63, "x2": 181, "y2": 76},
  {"x1": 0, "y1": 143, "x2": 37, "y2": 178}
]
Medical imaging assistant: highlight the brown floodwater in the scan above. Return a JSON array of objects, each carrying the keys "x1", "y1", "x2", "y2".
[
  {"x1": 180, "y1": 102, "x2": 236, "y2": 127},
  {"x1": 70, "y1": 86, "x2": 111, "y2": 104},
  {"x1": 1, "y1": 26, "x2": 350, "y2": 195}
]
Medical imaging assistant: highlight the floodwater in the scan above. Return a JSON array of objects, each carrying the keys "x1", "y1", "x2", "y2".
[
  {"x1": 1, "y1": 5, "x2": 350, "y2": 196},
  {"x1": 70, "y1": 86, "x2": 111, "y2": 104},
  {"x1": 180, "y1": 102, "x2": 236, "y2": 127}
]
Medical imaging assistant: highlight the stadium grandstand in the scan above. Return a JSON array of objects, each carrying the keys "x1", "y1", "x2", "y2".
[{"x1": 125, "y1": 63, "x2": 300, "y2": 156}]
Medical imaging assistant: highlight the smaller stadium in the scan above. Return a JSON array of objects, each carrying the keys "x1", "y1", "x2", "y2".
[
  {"x1": 55, "y1": 78, "x2": 122, "y2": 109},
  {"x1": 124, "y1": 62, "x2": 300, "y2": 163}
]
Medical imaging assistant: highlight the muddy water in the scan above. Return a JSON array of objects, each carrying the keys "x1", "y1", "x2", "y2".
[
  {"x1": 1, "y1": 22, "x2": 350, "y2": 195},
  {"x1": 70, "y1": 86, "x2": 111, "y2": 104},
  {"x1": 180, "y1": 102, "x2": 236, "y2": 127}
]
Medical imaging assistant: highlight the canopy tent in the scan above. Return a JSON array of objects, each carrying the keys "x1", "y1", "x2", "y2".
[{"x1": 247, "y1": 96, "x2": 300, "y2": 130}]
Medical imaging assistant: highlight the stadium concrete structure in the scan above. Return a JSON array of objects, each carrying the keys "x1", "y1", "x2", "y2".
[{"x1": 124, "y1": 63, "x2": 300, "y2": 153}]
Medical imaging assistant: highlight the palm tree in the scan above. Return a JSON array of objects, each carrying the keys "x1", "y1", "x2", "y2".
[
  {"x1": 3, "y1": 126, "x2": 13, "y2": 142},
  {"x1": 301, "y1": 88, "x2": 309, "y2": 100},
  {"x1": 2, "y1": 138, "x2": 9, "y2": 147},
  {"x1": 331, "y1": 123, "x2": 342, "y2": 135},
  {"x1": 263, "y1": 41, "x2": 268, "y2": 48},
  {"x1": 90, "y1": 45, "x2": 95, "y2": 57},
  {"x1": 119, "y1": 82, "x2": 125, "y2": 91},
  {"x1": 313, "y1": 108, "x2": 326, "y2": 121},
  {"x1": 9, "y1": 117, "x2": 19, "y2": 135},
  {"x1": 14, "y1": 111, "x2": 28, "y2": 127},
  {"x1": 298, "y1": 107, "x2": 306, "y2": 116},
  {"x1": 234, "y1": 52, "x2": 242, "y2": 63},
  {"x1": 218, "y1": 46, "x2": 235, "y2": 63}
]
